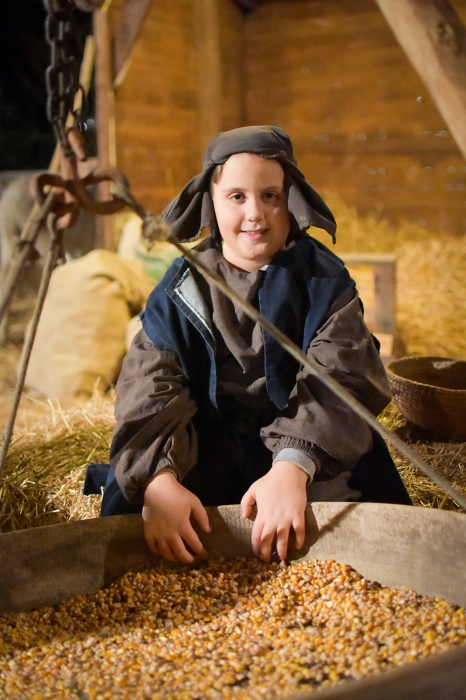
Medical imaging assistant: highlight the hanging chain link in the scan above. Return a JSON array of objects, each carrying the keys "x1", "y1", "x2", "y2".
[{"x1": 44, "y1": 0, "x2": 86, "y2": 152}]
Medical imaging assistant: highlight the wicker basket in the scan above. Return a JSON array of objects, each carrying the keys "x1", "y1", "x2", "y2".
[{"x1": 386, "y1": 356, "x2": 466, "y2": 441}]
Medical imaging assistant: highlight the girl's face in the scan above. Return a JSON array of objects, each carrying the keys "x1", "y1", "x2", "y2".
[{"x1": 211, "y1": 153, "x2": 291, "y2": 272}]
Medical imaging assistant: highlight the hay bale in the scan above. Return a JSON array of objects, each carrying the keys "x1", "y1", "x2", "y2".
[
  {"x1": 0, "y1": 392, "x2": 114, "y2": 532},
  {"x1": 315, "y1": 192, "x2": 466, "y2": 359}
]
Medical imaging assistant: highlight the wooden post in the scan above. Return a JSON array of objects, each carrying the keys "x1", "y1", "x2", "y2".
[
  {"x1": 375, "y1": 0, "x2": 466, "y2": 161},
  {"x1": 193, "y1": 0, "x2": 245, "y2": 158},
  {"x1": 93, "y1": 6, "x2": 118, "y2": 250},
  {"x1": 194, "y1": 0, "x2": 223, "y2": 155}
]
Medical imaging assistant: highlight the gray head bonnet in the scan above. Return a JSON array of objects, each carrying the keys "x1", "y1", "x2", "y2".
[{"x1": 161, "y1": 125, "x2": 336, "y2": 244}]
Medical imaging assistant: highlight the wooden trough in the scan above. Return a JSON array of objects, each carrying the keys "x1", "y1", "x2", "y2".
[{"x1": 0, "y1": 502, "x2": 465, "y2": 699}]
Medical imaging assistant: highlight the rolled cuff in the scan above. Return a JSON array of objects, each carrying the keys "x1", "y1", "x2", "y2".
[
  {"x1": 273, "y1": 448, "x2": 317, "y2": 482},
  {"x1": 154, "y1": 466, "x2": 179, "y2": 481}
]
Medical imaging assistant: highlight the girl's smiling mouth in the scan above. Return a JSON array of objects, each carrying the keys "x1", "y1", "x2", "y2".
[{"x1": 241, "y1": 228, "x2": 268, "y2": 238}]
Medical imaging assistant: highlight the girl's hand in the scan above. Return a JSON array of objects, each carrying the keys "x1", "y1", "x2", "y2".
[
  {"x1": 241, "y1": 460, "x2": 308, "y2": 562},
  {"x1": 143, "y1": 472, "x2": 211, "y2": 563}
]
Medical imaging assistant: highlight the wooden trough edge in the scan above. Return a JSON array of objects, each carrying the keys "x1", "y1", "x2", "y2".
[
  {"x1": 1, "y1": 502, "x2": 466, "y2": 611},
  {"x1": 0, "y1": 502, "x2": 465, "y2": 700}
]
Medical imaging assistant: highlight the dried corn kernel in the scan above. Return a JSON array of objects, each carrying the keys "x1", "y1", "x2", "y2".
[{"x1": 0, "y1": 557, "x2": 465, "y2": 699}]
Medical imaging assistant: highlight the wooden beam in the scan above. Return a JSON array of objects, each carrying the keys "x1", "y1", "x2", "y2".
[
  {"x1": 194, "y1": 0, "x2": 223, "y2": 155},
  {"x1": 93, "y1": 7, "x2": 118, "y2": 251},
  {"x1": 193, "y1": 0, "x2": 245, "y2": 156},
  {"x1": 375, "y1": 0, "x2": 466, "y2": 161},
  {"x1": 113, "y1": 0, "x2": 152, "y2": 88}
]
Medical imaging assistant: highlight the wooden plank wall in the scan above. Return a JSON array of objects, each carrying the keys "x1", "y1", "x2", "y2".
[
  {"x1": 109, "y1": 0, "x2": 244, "y2": 217},
  {"x1": 109, "y1": 0, "x2": 466, "y2": 236},
  {"x1": 244, "y1": 0, "x2": 466, "y2": 236},
  {"x1": 109, "y1": 0, "x2": 199, "y2": 215}
]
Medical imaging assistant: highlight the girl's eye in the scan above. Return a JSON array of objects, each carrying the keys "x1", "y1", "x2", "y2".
[
  {"x1": 264, "y1": 192, "x2": 278, "y2": 200},
  {"x1": 230, "y1": 193, "x2": 244, "y2": 201}
]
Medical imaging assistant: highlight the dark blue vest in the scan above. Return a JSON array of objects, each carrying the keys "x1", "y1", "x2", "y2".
[
  {"x1": 141, "y1": 235, "x2": 354, "y2": 416},
  {"x1": 96, "y1": 235, "x2": 412, "y2": 510}
]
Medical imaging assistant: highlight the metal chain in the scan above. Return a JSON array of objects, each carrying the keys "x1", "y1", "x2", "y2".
[{"x1": 44, "y1": 0, "x2": 86, "y2": 151}]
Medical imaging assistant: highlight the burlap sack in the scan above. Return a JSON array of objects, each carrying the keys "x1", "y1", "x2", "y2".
[
  {"x1": 23, "y1": 250, "x2": 154, "y2": 401},
  {"x1": 117, "y1": 214, "x2": 182, "y2": 283}
]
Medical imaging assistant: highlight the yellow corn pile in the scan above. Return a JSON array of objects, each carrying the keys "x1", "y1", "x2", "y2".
[{"x1": 1, "y1": 557, "x2": 465, "y2": 699}]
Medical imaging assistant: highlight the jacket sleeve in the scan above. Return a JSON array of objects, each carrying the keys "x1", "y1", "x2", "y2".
[
  {"x1": 260, "y1": 288, "x2": 392, "y2": 474},
  {"x1": 110, "y1": 329, "x2": 198, "y2": 503}
]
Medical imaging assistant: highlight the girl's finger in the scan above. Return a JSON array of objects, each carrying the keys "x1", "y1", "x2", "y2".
[
  {"x1": 240, "y1": 489, "x2": 256, "y2": 519},
  {"x1": 169, "y1": 534, "x2": 196, "y2": 564},
  {"x1": 251, "y1": 517, "x2": 264, "y2": 558},
  {"x1": 181, "y1": 525, "x2": 208, "y2": 558},
  {"x1": 292, "y1": 514, "x2": 306, "y2": 550},
  {"x1": 275, "y1": 524, "x2": 290, "y2": 562},
  {"x1": 150, "y1": 539, "x2": 162, "y2": 557},
  {"x1": 143, "y1": 521, "x2": 162, "y2": 556},
  {"x1": 259, "y1": 526, "x2": 276, "y2": 563},
  {"x1": 157, "y1": 538, "x2": 179, "y2": 563},
  {"x1": 191, "y1": 499, "x2": 212, "y2": 534}
]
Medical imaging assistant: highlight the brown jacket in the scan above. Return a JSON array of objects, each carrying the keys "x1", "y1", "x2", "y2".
[{"x1": 110, "y1": 246, "x2": 391, "y2": 504}]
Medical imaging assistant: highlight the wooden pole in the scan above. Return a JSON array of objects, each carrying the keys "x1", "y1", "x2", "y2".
[
  {"x1": 93, "y1": 6, "x2": 118, "y2": 250},
  {"x1": 193, "y1": 0, "x2": 223, "y2": 155},
  {"x1": 375, "y1": 0, "x2": 466, "y2": 161}
]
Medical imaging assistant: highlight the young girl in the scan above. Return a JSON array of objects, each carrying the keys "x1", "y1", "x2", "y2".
[{"x1": 97, "y1": 125, "x2": 411, "y2": 564}]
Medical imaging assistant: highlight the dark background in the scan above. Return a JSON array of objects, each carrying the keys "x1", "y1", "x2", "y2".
[{"x1": 0, "y1": 1, "x2": 92, "y2": 170}]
